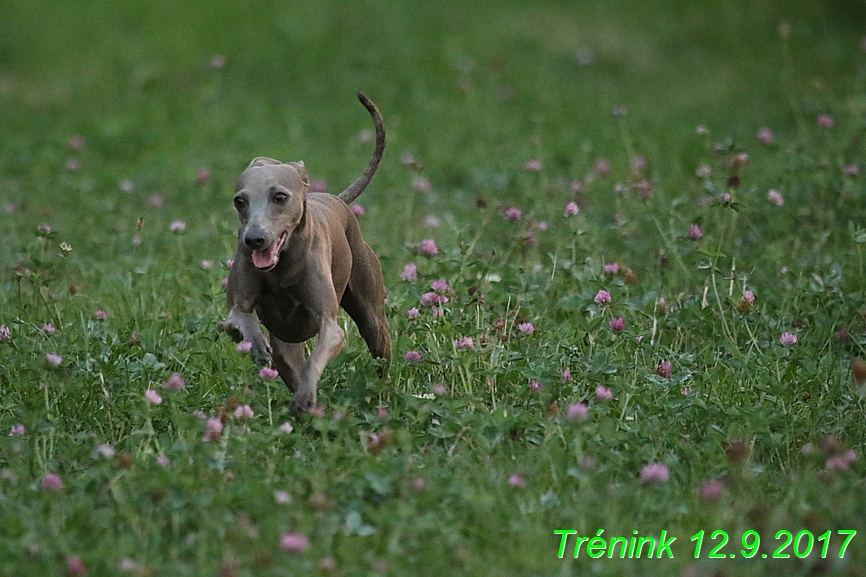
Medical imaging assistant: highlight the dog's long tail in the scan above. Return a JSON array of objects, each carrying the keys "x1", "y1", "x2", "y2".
[{"x1": 338, "y1": 92, "x2": 385, "y2": 204}]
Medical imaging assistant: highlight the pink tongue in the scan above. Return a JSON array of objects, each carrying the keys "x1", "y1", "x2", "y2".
[{"x1": 252, "y1": 243, "x2": 277, "y2": 269}]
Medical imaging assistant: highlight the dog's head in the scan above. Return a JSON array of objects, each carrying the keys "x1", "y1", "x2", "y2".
[{"x1": 233, "y1": 157, "x2": 309, "y2": 271}]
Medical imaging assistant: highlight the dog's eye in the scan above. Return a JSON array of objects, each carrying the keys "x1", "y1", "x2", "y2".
[
  {"x1": 273, "y1": 192, "x2": 289, "y2": 204},
  {"x1": 234, "y1": 197, "x2": 246, "y2": 210}
]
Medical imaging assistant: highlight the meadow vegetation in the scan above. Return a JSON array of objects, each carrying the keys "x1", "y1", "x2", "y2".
[{"x1": 1, "y1": 0, "x2": 865, "y2": 575}]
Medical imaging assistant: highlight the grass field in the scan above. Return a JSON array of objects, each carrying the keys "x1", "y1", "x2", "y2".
[{"x1": 2, "y1": 0, "x2": 866, "y2": 575}]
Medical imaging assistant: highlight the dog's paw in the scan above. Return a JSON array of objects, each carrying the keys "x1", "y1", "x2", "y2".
[
  {"x1": 217, "y1": 319, "x2": 243, "y2": 343},
  {"x1": 250, "y1": 341, "x2": 273, "y2": 367},
  {"x1": 374, "y1": 358, "x2": 391, "y2": 380},
  {"x1": 289, "y1": 392, "x2": 316, "y2": 415}
]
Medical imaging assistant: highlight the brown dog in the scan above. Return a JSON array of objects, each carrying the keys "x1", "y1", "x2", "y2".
[{"x1": 219, "y1": 93, "x2": 391, "y2": 413}]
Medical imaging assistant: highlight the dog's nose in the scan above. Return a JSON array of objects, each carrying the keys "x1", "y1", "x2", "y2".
[{"x1": 243, "y1": 227, "x2": 267, "y2": 250}]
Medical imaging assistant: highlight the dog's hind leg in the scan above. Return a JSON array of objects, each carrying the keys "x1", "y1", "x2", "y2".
[
  {"x1": 340, "y1": 239, "x2": 391, "y2": 363},
  {"x1": 270, "y1": 335, "x2": 305, "y2": 392},
  {"x1": 342, "y1": 288, "x2": 391, "y2": 362}
]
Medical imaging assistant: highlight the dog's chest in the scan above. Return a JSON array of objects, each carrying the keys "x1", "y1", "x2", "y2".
[{"x1": 255, "y1": 284, "x2": 319, "y2": 343}]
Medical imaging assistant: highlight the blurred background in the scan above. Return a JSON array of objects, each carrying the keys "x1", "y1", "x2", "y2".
[{"x1": 1, "y1": 0, "x2": 864, "y2": 269}]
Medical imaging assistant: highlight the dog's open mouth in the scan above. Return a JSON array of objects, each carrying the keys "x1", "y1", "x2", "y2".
[{"x1": 251, "y1": 232, "x2": 288, "y2": 271}]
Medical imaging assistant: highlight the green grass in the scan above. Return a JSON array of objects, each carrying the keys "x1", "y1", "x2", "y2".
[{"x1": 1, "y1": 0, "x2": 866, "y2": 575}]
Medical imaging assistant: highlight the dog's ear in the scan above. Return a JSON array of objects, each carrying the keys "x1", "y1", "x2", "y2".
[
  {"x1": 288, "y1": 161, "x2": 310, "y2": 187},
  {"x1": 248, "y1": 157, "x2": 282, "y2": 168}
]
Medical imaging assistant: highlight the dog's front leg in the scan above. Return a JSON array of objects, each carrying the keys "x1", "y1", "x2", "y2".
[
  {"x1": 290, "y1": 316, "x2": 344, "y2": 413},
  {"x1": 219, "y1": 307, "x2": 272, "y2": 366},
  {"x1": 218, "y1": 245, "x2": 272, "y2": 366}
]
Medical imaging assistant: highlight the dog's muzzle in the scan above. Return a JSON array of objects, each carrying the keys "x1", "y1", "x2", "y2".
[{"x1": 245, "y1": 228, "x2": 288, "y2": 271}]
